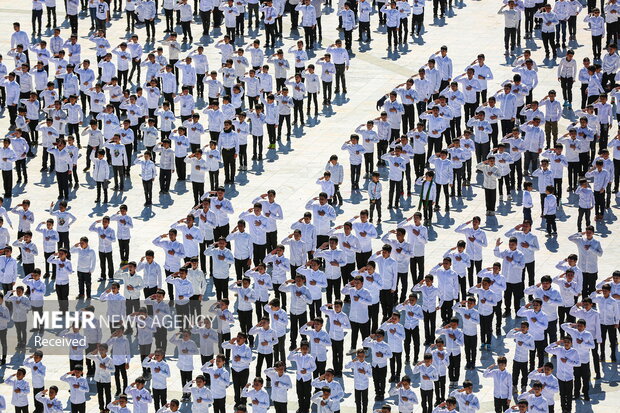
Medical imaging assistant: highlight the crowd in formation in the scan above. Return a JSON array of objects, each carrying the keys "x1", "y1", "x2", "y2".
[{"x1": 0, "y1": 0, "x2": 618, "y2": 413}]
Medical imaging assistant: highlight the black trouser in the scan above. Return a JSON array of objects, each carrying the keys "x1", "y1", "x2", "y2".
[
  {"x1": 412, "y1": 153, "x2": 425, "y2": 179},
  {"x1": 350, "y1": 320, "x2": 370, "y2": 350},
  {"x1": 474, "y1": 141, "x2": 490, "y2": 164},
  {"x1": 359, "y1": 20, "x2": 371, "y2": 41},
  {"x1": 32, "y1": 386, "x2": 43, "y2": 413},
  {"x1": 77, "y1": 271, "x2": 92, "y2": 298},
  {"x1": 504, "y1": 282, "x2": 524, "y2": 313},
  {"x1": 335, "y1": 64, "x2": 346, "y2": 92},
  {"x1": 174, "y1": 156, "x2": 186, "y2": 180},
  {"x1": 427, "y1": 137, "x2": 442, "y2": 158},
  {"x1": 326, "y1": 278, "x2": 341, "y2": 303},
  {"x1": 432, "y1": 0, "x2": 446, "y2": 14},
  {"x1": 574, "y1": 362, "x2": 591, "y2": 397},
  {"x1": 222, "y1": 148, "x2": 236, "y2": 182},
  {"x1": 464, "y1": 334, "x2": 476, "y2": 366},
  {"x1": 601, "y1": 324, "x2": 618, "y2": 359},
  {"x1": 354, "y1": 388, "x2": 369, "y2": 413},
  {"x1": 386, "y1": 26, "x2": 398, "y2": 47},
  {"x1": 255, "y1": 352, "x2": 273, "y2": 378},
  {"x1": 158, "y1": 168, "x2": 171, "y2": 193},
  {"x1": 213, "y1": 277, "x2": 228, "y2": 300},
  {"x1": 440, "y1": 299, "x2": 454, "y2": 325},
  {"x1": 322, "y1": 81, "x2": 333, "y2": 104},
  {"x1": 558, "y1": 379, "x2": 573, "y2": 413},
  {"x1": 504, "y1": 27, "x2": 517, "y2": 50},
  {"x1": 388, "y1": 179, "x2": 403, "y2": 207},
  {"x1": 494, "y1": 398, "x2": 509, "y2": 413},
  {"x1": 303, "y1": 25, "x2": 316, "y2": 48},
  {"x1": 434, "y1": 374, "x2": 446, "y2": 402},
  {"x1": 541, "y1": 31, "x2": 556, "y2": 54},
  {"x1": 152, "y1": 388, "x2": 167, "y2": 411},
  {"x1": 232, "y1": 368, "x2": 249, "y2": 404},
  {"x1": 277, "y1": 114, "x2": 291, "y2": 138},
  {"x1": 529, "y1": 339, "x2": 547, "y2": 371},
  {"x1": 497, "y1": 175, "x2": 510, "y2": 197},
  {"x1": 372, "y1": 365, "x2": 387, "y2": 398},
  {"x1": 43, "y1": 252, "x2": 55, "y2": 279},
  {"x1": 274, "y1": 335, "x2": 285, "y2": 363},
  {"x1": 330, "y1": 338, "x2": 344, "y2": 374},
  {"x1": 545, "y1": 214, "x2": 557, "y2": 234},
  {"x1": 290, "y1": 312, "x2": 308, "y2": 348},
  {"x1": 396, "y1": 272, "x2": 409, "y2": 303},
  {"x1": 451, "y1": 167, "x2": 463, "y2": 197},
  {"x1": 350, "y1": 164, "x2": 362, "y2": 190},
  {"x1": 252, "y1": 243, "x2": 266, "y2": 266},
  {"x1": 47, "y1": 5, "x2": 57, "y2": 27},
  {"x1": 7, "y1": 105, "x2": 17, "y2": 128},
  {"x1": 404, "y1": 326, "x2": 420, "y2": 362},
  {"x1": 480, "y1": 313, "x2": 492, "y2": 344},
  {"x1": 512, "y1": 360, "x2": 528, "y2": 387},
  {"x1": 410, "y1": 256, "x2": 425, "y2": 285},
  {"x1": 99, "y1": 251, "x2": 114, "y2": 279},
  {"x1": 423, "y1": 310, "x2": 436, "y2": 345},
  {"x1": 114, "y1": 364, "x2": 128, "y2": 394},
  {"x1": 592, "y1": 34, "x2": 602, "y2": 58},
  {"x1": 237, "y1": 309, "x2": 254, "y2": 344},
  {"x1": 55, "y1": 168, "x2": 71, "y2": 198},
  {"x1": 389, "y1": 351, "x2": 402, "y2": 379},
  {"x1": 142, "y1": 178, "x2": 153, "y2": 204},
  {"x1": 493, "y1": 300, "x2": 503, "y2": 334},
  {"x1": 234, "y1": 257, "x2": 250, "y2": 280},
  {"x1": 470, "y1": 260, "x2": 482, "y2": 287},
  {"x1": 97, "y1": 382, "x2": 111, "y2": 411},
  {"x1": 180, "y1": 21, "x2": 192, "y2": 39},
  {"x1": 380, "y1": 289, "x2": 395, "y2": 322},
  {"x1": 292, "y1": 98, "x2": 304, "y2": 124},
  {"x1": 447, "y1": 353, "x2": 460, "y2": 382},
  {"x1": 15, "y1": 160, "x2": 27, "y2": 182},
  {"x1": 437, "y1": 183, "x2": 450, "y2": 209},
  {"x1": 582, "y1": 272, "x2": 597, "y2": 297},
  {"x1": 560, "y1": 77, "x2": 574, "y2": 103},
  {"x1": 118, "y1": 239, "x2": 130, "y2": 263},
  {"x1": 112, "y1": 165, "x2": 124, "y2": 191},
  {"x1": 417, "y1": 389, "x2": 433, "y2": 413},
  {"x1": 483, "y1": 187, "x2": 496, "y2": 212},
  {"x1": 293, "y1": 378, "x2": 311, "y2": 412},
  {"x1": 309, "y1": 298, "x2": 322, "y2": 320},
  {"x1": 594, "y1": 190, "x2": 605, "y2": 216},
  {"x1": 369, "y1": 198, "x2": 381, "y2": 222}
]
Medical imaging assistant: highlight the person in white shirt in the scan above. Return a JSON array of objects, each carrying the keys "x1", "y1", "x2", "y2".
[
  {"x1": 545, "y1": 337, "x2": 580, "y2": 413},
  {"x1": 264, "y1": 361, "x2": 292, "y2": 412},
  {"x1": 483, "y1": 356, "x2": 512, "y2": 413},
  {"x1": 412, "y1": 353, "x2": 438, "y2": 413},
  {"x1": 568, "y1": 226, "x2": 603, "y2": 296}
]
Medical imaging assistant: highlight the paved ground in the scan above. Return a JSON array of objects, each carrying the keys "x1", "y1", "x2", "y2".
[{"x1": 0, "y1": 1, "x2": 619, "y2": 412}]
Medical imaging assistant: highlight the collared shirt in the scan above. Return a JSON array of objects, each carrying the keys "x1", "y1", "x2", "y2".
[
  {"x1": 152, "y1": 236, "x2": 185, "y2": 271},
  {"x1": 568, "y1": 234, "x2": 603, "y2": 273},
  {"x1": 141, "y1": 358, "x2": 170, "y2": 389},
  {"x1": 362, "y1": 337, "x2": 392, "y2": 367},
  {"x1": 204, "y1": 246, "x2": 234, "y2": 279},
  {"x1": 201, "y1": 365, "x2": 230, "y2": 399},
  {"x1": 545, "y1": 344, "x2": 580, "y2": 380},
  {"x1": 516, "y1": 308, "x2": 549, "y2": 340},
  {"x1": 506, "y1": 329, "x2": 535, "y2": 362},
  {"x1": 413, "y1": 363, "x2": 439, "y2": 391},
  {"x1": 483, "y1": 368, "x2": 512, "y2": 398},
  {"x1": 561, "y1": 324, "x2": 595, "y2": 363},
  {"x1": 69, "y1": 246, "x2": 97, "y2": 273}
]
